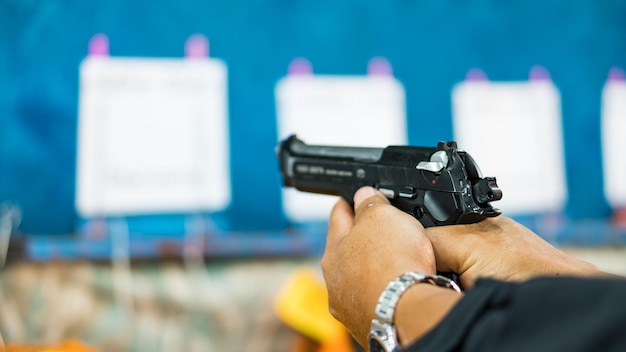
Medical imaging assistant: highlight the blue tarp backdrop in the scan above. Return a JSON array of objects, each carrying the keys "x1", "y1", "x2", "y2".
[{"x1": 1, "y1": 1, "x2": 625, "y2": 235}]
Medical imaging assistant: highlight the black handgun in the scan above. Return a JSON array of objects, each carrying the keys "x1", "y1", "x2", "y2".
[{"x1": 277, "y1": 135, "x2": 502, "y2": 227}]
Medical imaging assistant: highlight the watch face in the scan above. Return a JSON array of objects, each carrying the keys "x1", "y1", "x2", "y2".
[
  {"x1": 369, "y1": 320, "x2": 398, "y2": 352},
  {"x1": 369, "y1": 338, "x2": 385, "y2": 352}
]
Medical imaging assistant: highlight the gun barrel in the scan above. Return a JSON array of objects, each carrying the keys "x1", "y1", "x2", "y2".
[
  {"x1": 278, "y1": 135, "x2": 374, "y2": 199},
  {"x1": 287, "y1": 136, "x2": 384, "y2": 162}
]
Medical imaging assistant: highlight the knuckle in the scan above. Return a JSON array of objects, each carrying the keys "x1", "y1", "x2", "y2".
[
  {"x1": 363, "y1": 203, "x2": 396, "y2": 220},
  {"x1": 328, "y1": 305, "x2": 341, "y2": 321},
  {"x1": 320, "y1": 256, "x2": 330, "y2": 272}
]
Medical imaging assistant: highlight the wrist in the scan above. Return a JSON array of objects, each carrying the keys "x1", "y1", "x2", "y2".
[
  {"x1": 368, "y1": 272, "x2": 462, "y2": 351},
  {"x1": 513, "y1": 252, "x2": 605, "y2": 282},
  {"x1": 395, "y1": 283, "x2": 463, "y2": 347}
]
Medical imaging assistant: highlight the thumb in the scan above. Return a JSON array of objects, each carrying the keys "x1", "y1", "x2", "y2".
[{"x1": 353, "y1": 186, "x2": 390, "y2": 214}]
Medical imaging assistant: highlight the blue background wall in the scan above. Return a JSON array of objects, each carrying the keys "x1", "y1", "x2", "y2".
[{"x1": 1, "y1": 0, "x2": 625, "y2": 235}]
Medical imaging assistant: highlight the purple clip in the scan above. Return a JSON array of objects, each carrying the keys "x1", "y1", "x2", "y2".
[
  {"x1": 367, "y1": 57, "x2": 393, "y2": 76},
  {"x1": 88, "y1": 33, "x2": 109, "y2": 56},
  {"x1": 185, "y1": 34, "x2": 209, "y2": 58},
  {"x1": 529, "y1": 65, "x2": 551, "y2": 81},
  {"x1": 608, "y1": 67, "x2": 626, "y2": 82},
  {"x1": 466, "y1": 68, "x2": 488, "y2": 81},
  {"x1": 287, "y1": 57, "x2": 313, "y2": 75}
]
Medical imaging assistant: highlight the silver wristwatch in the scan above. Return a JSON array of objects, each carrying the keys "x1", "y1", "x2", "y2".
[{"x1": 367, "y1": 272, "x2": 462, "y2": 352}]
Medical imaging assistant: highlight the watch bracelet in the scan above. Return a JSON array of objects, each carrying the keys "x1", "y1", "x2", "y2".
[
  {"x1": 374, "y1": 272, "x2": 462, "y2": 323},
  {"x1": 368, "y1": 272, "x2": 462, "y2": 351}
]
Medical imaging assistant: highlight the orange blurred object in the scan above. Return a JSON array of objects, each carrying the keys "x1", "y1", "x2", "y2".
[
  {"x1": 3, "y1": 340, "x2": 97, "y2": 352},
  {"x1": 275, "y1": 268, "x2": 355, "y2": 352}
]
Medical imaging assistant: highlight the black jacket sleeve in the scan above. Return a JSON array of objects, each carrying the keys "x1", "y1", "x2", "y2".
[{"x1": 406, "y1": 276, "x2": 626, "y2": 352}]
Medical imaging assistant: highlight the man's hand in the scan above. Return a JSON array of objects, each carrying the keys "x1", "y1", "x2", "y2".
[
  {"x1": 426, "y1": 216, "x2": 603, "y2": 289},
  {"x1": 322, "y1": 187, "x2": 609, "y2": 348},
  {"x1": 321, "y1": 186, "x2": 437, "y2": 345}
]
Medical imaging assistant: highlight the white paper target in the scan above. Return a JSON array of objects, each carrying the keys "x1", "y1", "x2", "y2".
[
  {"x1": 452, "y1": 76, "x2": 566, "y2": 215},
  {"x1": 276, "y1": 72, "x2": 407, "y2": 222},
  {"x1": 601, "y1": 75, "x2": 626, "y2": 207},
  {"x1": 76, "y1": 56, "x2": 230, "y2": 217}
]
